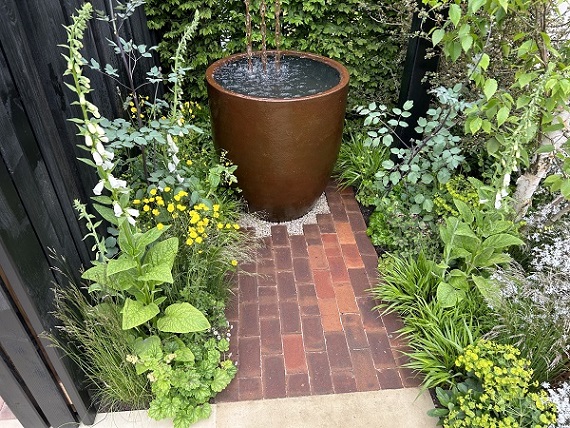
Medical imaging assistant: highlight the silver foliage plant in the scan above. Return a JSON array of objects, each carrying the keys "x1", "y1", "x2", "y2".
[{"x1": 485, "y1": 265, "x2": 570, "y2": 382}]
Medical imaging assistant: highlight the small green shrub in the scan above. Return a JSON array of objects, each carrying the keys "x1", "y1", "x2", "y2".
[
  {"x1": 430, "y1": 340, "x2": 558, "y2": 428},
  {"x1": 334, "y1": 130, "x2": 388, "y2": 207}
]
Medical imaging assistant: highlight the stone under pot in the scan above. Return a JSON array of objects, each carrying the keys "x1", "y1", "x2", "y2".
[{"x1": 206, "y1": 50, "x2": 349, "y2": 222}]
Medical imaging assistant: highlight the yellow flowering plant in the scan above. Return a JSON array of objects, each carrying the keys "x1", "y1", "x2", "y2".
[{"x1": 429, "y1": 339, "x2": 558, "y2": 427}]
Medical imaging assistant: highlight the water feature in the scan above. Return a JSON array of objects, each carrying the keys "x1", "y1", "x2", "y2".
[
  {"x1": 244, "y1": 0, "x2": 281, "y2": 72},
  {"x1": 212, "y1": 53, "x2": 341, "y2": 98}
]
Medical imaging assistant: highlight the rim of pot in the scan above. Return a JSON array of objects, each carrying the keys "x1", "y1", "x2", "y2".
[{"x1": 205, "y1": 50, "x2": 350, "y2": 102}]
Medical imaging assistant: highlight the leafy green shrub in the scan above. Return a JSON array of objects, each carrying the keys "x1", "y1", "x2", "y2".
[
  {"x1": 144, "y1": 0, "x2": 410, "y2": 104},
  {"x1": 430, "y1": 340, "x2": 558, "y2": 428},
  {"x1": 129, "y1": 335, "x2": 236, "y2": 428},
  {"x1": 433, "y1": 175, "x2": 479, "y2": 218}
]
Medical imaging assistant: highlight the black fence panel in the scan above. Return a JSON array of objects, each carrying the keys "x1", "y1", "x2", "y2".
[{"x1": 0, "y1": 0, "x2": 160, "y2": 426}]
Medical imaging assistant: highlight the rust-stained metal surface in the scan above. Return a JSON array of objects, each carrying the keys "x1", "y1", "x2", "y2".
[{"x1": 206, "y1": 51, "x2": 349, "y2": 222}]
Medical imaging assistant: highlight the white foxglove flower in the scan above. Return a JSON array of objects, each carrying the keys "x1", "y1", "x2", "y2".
[
  {"x1": 87, "y1": 122, "x2": 97, "y2": 134},
  {"x1": 126, "y1": 208, "x2": 139, "y2": 218},
  {"x1": 168, "y1": 162, "x2": 176, "y2": 172},
  {"x1": 93, "y1": 180, "x2": 105, "y2": 196},
  {"x1": 113, "y1": 202, "x2": 123, "y2": 217},
  {"x1": 84, "y1": 134, "x2": 93, "y2": 147},
  {"x1": 108, "y1": 174, "x2": 127, "y2": 190},
  {"x1": 92, "y1": 151, "x2": 103, "y2": 166},
  {"x1": 95, "y1": 141, "x2": 106, "y2": 155}
]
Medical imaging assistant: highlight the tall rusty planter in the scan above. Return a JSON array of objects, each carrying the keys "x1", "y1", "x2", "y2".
[{"x1": 206, "y1": 51, "x2": 349, "y2": 222}]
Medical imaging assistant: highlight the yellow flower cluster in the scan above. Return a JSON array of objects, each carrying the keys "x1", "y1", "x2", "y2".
[
  {"x1": 134, "y1": 187, "x2": 241, "y2": 248},
  {"x1": 442, "y1": 340, "x2": 557, "y2": 428},
  {"x1": 434, "y1": 175, "x2": 480, "y2": 217}
]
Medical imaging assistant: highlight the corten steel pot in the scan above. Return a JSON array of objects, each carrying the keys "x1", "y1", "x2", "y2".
[{"x1": 206, "y1": 50, "x2": 349, "y2": 222}]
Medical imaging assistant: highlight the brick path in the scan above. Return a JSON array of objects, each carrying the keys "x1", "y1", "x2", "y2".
[{"x1": 215, "y1": 182, "x2": 421, "y2": 402}]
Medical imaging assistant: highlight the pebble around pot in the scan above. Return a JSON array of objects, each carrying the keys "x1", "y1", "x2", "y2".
[{"x1": 206, "y1": 50, "x2": 349, "y2": 222}]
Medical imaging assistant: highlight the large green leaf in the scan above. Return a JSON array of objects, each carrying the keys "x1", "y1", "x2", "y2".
[
  {"x1": 121, "y1": 298, "x2": 160, "y2": 329},
  {"x1": 472, "y1": 275, "x2": 500, "y2": 304},
  {"x1": 132, "y1": 335, "x2": 162, "y2": 359},
  {"x1": 107, "y1": 255, "x2": 137, "y2": 277},
  {"x1": 144, "y1": 237, "x2": 178, "y2": 271},
  {"x1": 481, "y1": 233, "x2": 524, "y2": 250},
  {"x1": 133, "y1": 225, "x2": 169, "y2": 254},
  {"x1": 437, "y1": 282, "x2": 464, "y2": 308},
  {"x1": 211, "y1": 368, "x2": 232, "y2": 392},
  {"x1": 157, "y1": 302, "x2": 210, "y2": 333},
  {"x1": 453, "y1": 199, "x2": 474, "y2": 224},
  {"x1": 81, "y1": 263, "x2": 107, "y2": 286},
  {"x1": 138, "y1": 262, "x2": 174, "y2": 284}
]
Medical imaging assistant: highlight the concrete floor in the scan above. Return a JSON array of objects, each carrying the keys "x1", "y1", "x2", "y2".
[{"x1": 80, "y1": 389, "x2": 437, "y2": 428}]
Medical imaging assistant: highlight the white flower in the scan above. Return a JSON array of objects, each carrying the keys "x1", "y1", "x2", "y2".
[
  {"x1": 168, "y1": 162, "x2": 176, "y2": 173},
  {"x1": 108, "y1": 174, "x2": 127, "y2": 190},
  {"x1": 113, "y1": 202, "x2": 123, "y2": 217},
  {"x1": 95, "y1": 141, "x2": 106, "y2": 155},
  {"x1": 87, "y1": 122, "x2": 97, "y2": 134},
  {"x1": 92, "y1": 151, "x2": 103, "y2": 166},
  {"x1": 125, "y1": 208, "x2": 139, "y2": 218},
  {"x1": 84, "y1": 134, "x2": 93, "y2": 147},
  {"x1": 93, "y1": 180, "x2": 105, "y2": 196}
]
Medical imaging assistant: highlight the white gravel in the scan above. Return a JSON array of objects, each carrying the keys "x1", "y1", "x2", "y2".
[{"x1": 239, "y1": 193, "x2": 330, "y2": 238}]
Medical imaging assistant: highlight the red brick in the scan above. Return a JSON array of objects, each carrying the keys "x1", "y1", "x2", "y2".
[
  {"x1": 257, "y1": 258, "x2": 275, "y2": 275},
  {"x1": 321, "y1": 314, "x2": 343, "y2": 332},
  {"x1": 376, "y1": 368, "x2": 403, "y2": 390},
  {"x1": 343, "y1": 197, "x2": 361, "y2": 213},
  {"x1": 258, "y1": 273, "x2": 277, "y2": 287},
  {"x1": 259, "y1": 286, "x2": 279, "y2": 319},
  {"x1": 347, "y1": 211, "x2": 367, "y2": 234},
  {"x1": 342, "y1": 313, "x2": 369, "y2": 350},
  {"x1": 290, "y1": 235, "x2": 309, "y2": 258},
  {"x1": 328, "y1": 256, "x2": 350, "y2": 283},
  {"x1": 339, "y1": 185, "x2": 355, "y2": 197},
  {"x1": 332, "y1": 371, "x2": 358, "y2": 394},
  {"x1": 277, "y1": 271, "x2": 297, "y2": 301},
  {"x1": 256, "y1": 241, "x2": 271, "y2": 259},
  {"x1": 351, "y1": 348, "x2": 380, "y2": 392},
  {"x1": 321, "y1": 233, "x2": 340, "y2": 250},
  {"x1": 239, "y1": 274, "x2": 258, "y2": 303},
  {"x1": 237, "y1": 337, "x2": 260, "y2": 378},
  {"x1": 330, "y1": 202, "x2": 349, "y2": 222},
  {"x1": 367, "y1": 329, "x2": 397, "y2": 368},
  {"x1": 275, "y1": 246, "x2": 293, "y2": 271},
  {"x1": 316, "y1": 213, "x2": 336, "y2": 233},
  {"x1": 286, "y1": 373, "x2": 311, "y2": 397},
  {"x1": 313, "y1": 270, "x2": 335, "y2": 299},
  {"x1": 283, "y1": 334, "x2": 307, "y2": 374},
  {"x1": 400, "y1": 367, "x2": 424, "y2": 388},
  {"x1": 341, "y1": 243, "x2": 365, "y2": 269},
  {"x1": 239, "y1": 302, "x2": 259, "y2": 337},
  {"x1": 382, "y1": 312, "x2": 406, "y2": 347},
  {"x1": 362, "y1": 254, "x2": 380, "y2": 278},
  {"x1": 317, "y1": 297, "x2": 338, "y2": 316},
  {"x1": 239, "y1": 261, "x2": 256, "y2": 274},
  {"x1": 262, "y1": 355, "x2": 286, "y2": 399},
  {"x1": 324, "y1": 243, "x2": 343, "y2": 260},
  {"x1": 307, "y1": 352, "x2": 334, "y2": 395},
  {"x1": 293, "y1": 257, "x2": 313, "y2": 283},
  {"x1": 325, "y1": 331, "x2": 352, "y2": 371},
  {"x1": 354, "y1": 231, "x2": 377, "y2": 257},
  {"x1": 297, "y1": 282, "x2": 317, "y2": 298},
  {"x1": 238, "y1": 377, "x2": 263, "y2": 401},
  {"x1": 348, "y1": 268, "x2": 371, "y2": 298},
  {"x1": 298, "y1": 293, "x2": 320, "y2": 317},
  {"x1": 279, "y1": 300, "x2": 302, "y2": 333},
  {"x1": 308, "y1": 245, "x2": 329, "y2": 271},
  {"x1": 333, "y1": 282, "x2": 359, "y2": 314},
  {"x1": 301, "y1": 316, "x2": 326, "y2": 352},
  {"x1": 260, "y1": 318, "x2": 283, "y2": 354},
  {"x1": 271, "y1": 225, "x2": 289, "y2": 246},
  {"x1": 334, "y1": 222, "x2": 356, "y2": 244},
  {"x1": 357, "y1": 297, "x2": 384, "y2": 331},
  {"x1": 326, "y1": 189, "x2": 343, "y2": 205},
  {"x1": 302, "y1": 224, "x2": 322, "y2": 246}
]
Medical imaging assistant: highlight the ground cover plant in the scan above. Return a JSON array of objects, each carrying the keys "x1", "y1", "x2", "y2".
[
  {"x1": 50, "y1": 3, "x2": 251, "y2": 426},
  {"x1": 336, "y1": 0, "x2": 570, "y2": 425}
]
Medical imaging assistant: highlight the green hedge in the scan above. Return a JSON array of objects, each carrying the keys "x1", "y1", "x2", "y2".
[{"x1": 145, "y1": 0, "x2": 408, "y2": 105}]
